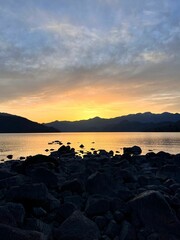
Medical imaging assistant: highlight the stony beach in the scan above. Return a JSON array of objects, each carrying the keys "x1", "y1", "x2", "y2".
[{"x1": 0, "y1": 144, "x2": 180, "y2": 240}]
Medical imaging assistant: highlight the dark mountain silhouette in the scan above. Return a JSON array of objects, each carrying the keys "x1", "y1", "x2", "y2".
[
  {"x1": 45, "y1": 112, "x2": 180, "y2": 132},
  {"x1": 0, "y1": 113, "x2": 59, "y2": 133}
]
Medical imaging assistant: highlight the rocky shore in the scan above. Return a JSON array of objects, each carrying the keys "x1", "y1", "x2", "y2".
[{"x1": 0, "y1": 144, "x2": 180, "y2": 240}]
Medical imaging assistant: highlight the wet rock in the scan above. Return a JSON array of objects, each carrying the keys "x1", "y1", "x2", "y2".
[
  {"x1": 0, "y1": 224, "x2": 45, "y2": 240},
  {"x1": 129, "y1": 190, "x2": 180, "y2": 236},
  {"x1": 54, "y1": 210, "x2": 100, "y2": 240}
]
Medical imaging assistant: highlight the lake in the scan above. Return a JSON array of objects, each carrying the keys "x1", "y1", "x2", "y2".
[{"x1": 0, "y1": 132, "x2": 180, "y2": 160}]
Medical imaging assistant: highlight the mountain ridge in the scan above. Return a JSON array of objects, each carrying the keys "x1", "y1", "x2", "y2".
[
  {"x1": 0, "y1": 113, "x2": 59, "y2": 133},
  {"x1": 45, "y1": 112, "x2": 180, "y2": 132}
]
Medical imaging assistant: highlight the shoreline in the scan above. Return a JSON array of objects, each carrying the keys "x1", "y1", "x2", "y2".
[{"x1": 0, "y1": 145, "x2": 180, "y2": 239}]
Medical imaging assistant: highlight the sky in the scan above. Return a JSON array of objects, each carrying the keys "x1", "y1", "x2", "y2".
[{"x1": 0, "y1": 0, "x2": 180, "y2": 122}]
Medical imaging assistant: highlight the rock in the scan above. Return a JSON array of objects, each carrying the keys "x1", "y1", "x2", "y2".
[
  {"x1": 86, "y1": 171, "x2": 115, "y2": 196},
  {"x1": 57, "y1": 145, "x2": 75, "y2": 156},
  {"x1": 7, "y1": 155, "x2": 13, "y2": 159},
  {"x1": 156, "y1": 151, "x2": 171, "y2": 159},
  {"x1": 24, "y1": 218, "x2": 51, "y2": 237},
  {"x1": 85, "y1": 195, "x2": 110, "y2": 217},
  {"x1": 113, "y1": 211, "x2": 124, "y2": 223},
  {"x1": 0, "y1": 170, "x2": 14, "y2": 180},
  {"x1": 128, "y1": 190, "x2": 180, "y2": 236},
  {"x1": 79, "y1": 144, "x2": 84, "y2": 148},
  {"x1": 55, "y1": 203, "x2": 77, "y2": 223},
  {"x1": 0, "y1": 223, "x2": 45, "y2": 240},
  {"x1": 94, "y1": 216, "x2": 107, "y2": 230},
  {"x1": 105, "y1": 220, "x2": 120, "y2": 239},
  {"x1": 0, "y1": 175, "x2": 26, "y2": 188},
  {"x1": 110, "y1": 198, "x2": 127, "y2": 213},
  {"x1": 6, "y1": 202, "x2": 25, "y2": 226},
  {"x1": 0, "y1": 206, "x2": 17, "y2": 227},
  {"x1": 6, "y1": 183, "x2": 60, "y2": 211},
  {"x1": 54, "y1": 210, "x2": 100, "y2": 240},
  {"x1": 123, "y1": 146, "x2": 142, "y2": 156},
  {"x1": 33, "y1": 207, "x2": 47, "y2": 218},
  {"x1": 23, "y1": 154, "x2": 58, "y2": 168},
  {"x1": 28, "y1": 167, "x2": 58, "y2": 188},
  {"x1": 61, "y1": 178, "x2": 84, "y2": 194},
  {"x1": 157, "y1": 165, "x2": 180, "y2": 183},
  {"x1": 119, "y1": 221, "x2": 137, "y2": 240},
  {"x1": 64, "y1": 195, "x2": 84, "y2": 209}
]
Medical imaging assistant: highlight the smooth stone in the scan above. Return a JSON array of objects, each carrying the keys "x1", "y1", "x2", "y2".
[
  {"x1": 128, "y1": 190, "x2": 180, "y2": 236},
  {"x1": 54, "y1": 210, "x2": 100, "y2": 240}
]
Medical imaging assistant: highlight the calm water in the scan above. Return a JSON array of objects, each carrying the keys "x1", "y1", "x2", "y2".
[{"x1": 0, "y1": 132, "x2": 180, "y2": 160}]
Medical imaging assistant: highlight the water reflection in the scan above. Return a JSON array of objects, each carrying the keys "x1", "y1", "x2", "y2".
[{"x1": 0, "y1": 132, "x2": 179, "y2": 160}]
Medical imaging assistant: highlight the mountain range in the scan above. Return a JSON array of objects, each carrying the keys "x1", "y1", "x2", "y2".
[
  {"x1": 45, "y1": 112, "x2": 180, "y2": 132},
  {"x1": 0, "y1": 113, "x2": 59, "y2": 133},
  {"x1": 0, "y1": 112, "x2": 180, "y2": 133}
]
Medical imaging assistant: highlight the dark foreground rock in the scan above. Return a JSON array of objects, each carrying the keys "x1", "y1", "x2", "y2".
[
  {"x1": 0, "y1": 145, "x2": 180, "y2": 239},
  {"x1": 54, "y1": 211, "x2": 100, "y2": 240}
]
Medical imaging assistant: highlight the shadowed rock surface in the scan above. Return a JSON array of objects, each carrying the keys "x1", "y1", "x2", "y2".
[{"x1": 0, "y1": 144, "x2": 180, "y2": 239}]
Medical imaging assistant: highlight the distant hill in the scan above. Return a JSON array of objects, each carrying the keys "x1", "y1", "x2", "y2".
[
  {"x1": 0, "y1": 113, "x2": 59, "y2": 133},
  {"x1": 45, "y1": 112, "x2": 180, "y2": 132}
]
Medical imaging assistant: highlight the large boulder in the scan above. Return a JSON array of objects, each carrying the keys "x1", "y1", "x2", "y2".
[
  {"x1": 6, "y1": 183, "x2": 60, "y2": 211},
  {"x1": 0, "y1": 223, "x2": 45, "y2": 240},
  {"x1": 123, "y1": 146, "x2": 142, "y2": 156},
  {"x1": 54, "y1": 211, "x2": 100, "y2": 240},
  {"x1": 21, "y1": 155, "x2": 58, "y2": 172},
  {"x1": 128, "y1": 190, "x2": 180, "y2": 237}
]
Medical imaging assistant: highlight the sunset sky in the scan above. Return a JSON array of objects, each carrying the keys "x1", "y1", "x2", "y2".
[{"x1": 0, "y1": 0, "x2": 180, "y2": 122}]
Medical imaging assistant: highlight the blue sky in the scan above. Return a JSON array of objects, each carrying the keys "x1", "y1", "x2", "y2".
[{"x1": 0, "y1": 0, "x2": 180, "y2": 121}]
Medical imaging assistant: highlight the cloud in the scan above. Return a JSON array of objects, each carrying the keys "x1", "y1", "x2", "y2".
[{"x1": 0, "y1": 0, "x2": 180, "y2": 118}]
